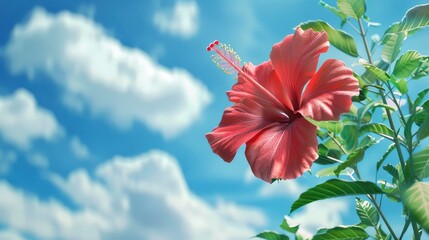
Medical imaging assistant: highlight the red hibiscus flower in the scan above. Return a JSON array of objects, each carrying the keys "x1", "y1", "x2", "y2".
[{"x1": 206, "y1": 28, "x2": 359, "y2": 183}]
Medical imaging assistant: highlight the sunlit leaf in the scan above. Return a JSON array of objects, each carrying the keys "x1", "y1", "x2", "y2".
[
  {"x1": 389, "y1": 78, "x2": 408, "y2": 94},
  {"x1": 299, "y1": 20, "x2": 358, "y2": 57},
  {"x1": 360, "y1": 123, "x2": 399, "y2": 142},
  {"x1": 381, "y1": 23, "x2": 406, "y2": 63},
  {"x1": 356, "y1": 198, "x2": 379, "y2": 226},
  {"x1": 312, "y1": 225, "x2": 369, "y2": 240},
  {"x1": 398, "y1": 4, "x2": 429, "y2": 33},
  {"x1": 360, "y1": 62, "x2": 391, "y2": 82},
  {"x1": 337, "y1": 0, "x2": 366, "y2": 19},
  {"x1": 320, "y1": 0, "x2": 347, "y2": 25},
  {"x1": 415, "y1": 88, "x2": 429, "y2": 107},
  {"x1": 413, "y1": 58, "x2": 429, "y2": 79},
  {"x1": 402, "y1": 182, "x2": 429, "y2": 232},
  {"x1": 408, "y1": 147, "x2": 429, "y2": 179},
  {"x1": 316, "y1": 166, "x2": 354, "y2": 177},
  {"x1": 393, "y1": 51, "x2": 423, "y2": 78},
  {"x1": 255, "y1": 231, "x2": 290, "y2": 240},
  {"x1": 290, "y1": 179, "x2": 383, "y2": 213}
]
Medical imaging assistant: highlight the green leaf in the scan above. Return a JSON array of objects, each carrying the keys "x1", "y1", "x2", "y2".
[
  {"x1": 341, "y1": 125, "x2": 359, "y2": 152},
  {"x1": 417, "y1": 114, "x2": 429, "y2": 141},
  {"x1": 402, "y1": 182, "x2": 429, "y2": 232},
  {"x1": 413, "y1": 58, "x2": 429, "y2": 80},
  {"x1": 320, "y1": 0, "x2": 347, "y2": 25},
  {"x1": 299, "y1": 20, "x2": 358, "y2": 57},
  {"x1": 376, "y1": 143, "x2": 396, "y2": 172},
  {"x1": 415, "y1": 87, "x2": 429, "y2": 107},
  {"x1": 360, "y1": 123, "x2": 400, "y2": 142},
  {"x1": 360, "y1": 62, "x2": 391, "y2": 82},
  {"x1": 393, "y1": 51, "x2": 423, "y2": 78},
  {"x1": 398, "y1": 4, "x2": 429, "y2": 33},
  {"x1": 334, "y1": 136, "x2": 380, "y2": 176},
  {"x1": 316, "y1": 166, "x2": 354, "y2": 177},
  {"x1": 255, "y1": 231, "x2": 289, "y2": 240},
  {"x1": 381, "y1": 23, "x2": 406, "y2": 63},
  {"x1": 312, "y1": 225, "x2": 369, "y2": 240},
  {"x1": 356, "y1": 198, "x2": 379, "y2": 226},
  {"x1": 280, "y1": 218, "x2": 299, "y2": 234},
  {"x1": 305, "y1": 118, "x2": 344, "y2": 133},
  {"x1": 290, "y1": 179, "x2": 383, "y2": 213},
  {"x1": 389, "y1": 78, "x2": 408, "y2": 94},
  {"x1": 383, "y1": 164, "x2": 400, "y2": 180},
  {"x1": 337, "y1": 0, "x2": 366, "y2": 19},
  {"x1": 409, "y1": 147, "x2": 429, "y2": 179}
]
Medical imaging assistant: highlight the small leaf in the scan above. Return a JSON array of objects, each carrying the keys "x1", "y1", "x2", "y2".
[
  {"x1": 383, "y1": 164, "x2": 400, "y2": 180},
  {"x1": 312, "y1": 225, "x2": 369, "y2": 240},
  {"x1": 393, "y1": 51, "x2": 423, "y2": 78},
  {"x1": 299, "y1": 20, "x2": 358, "y2": 57},
  {"x1": 356, "y1": 198, "x2": 380, "y2": 226},
  {"x1": 320, "y1": 0, "x2": 347, "y2": 24},
  {"x1": 415, "y1": 87, "x2": 429, "y2": 107},
  {"x1": 412, "y1": 58, "x2": 429, "y2": 80},
  {"x1": 255, "y1": 231, "x2": 289, "y2": 240},
  {"x1": 316, "y1": 166, "x2": 354, "y2": 177},
  {"x1": 341, "y1": 125, "x2": 359, "y2": 152},
  {"x1": 398, "y1": 4, "x2": 429, "y2": 33},
  {"x1": 280, "y1": 218, "x2": 299, "y2": 234},
  {"x1": 409, "y1": 147, "x2": 429, "y2": 179},
  {"x1": 360, "y1": 123, "x2": 399, "y2": 142},
  {"x1": 376, "y1": 143, "x2": 396, "y2": 172},
  {"x1": 402, "y1": 182, "x2": 429, "y2": 232},
  {"x1": 360, "y1": 62, "x2": 391, "y2": 82},
  {"x1": 290, "y1": 179, "x2": 383, "y2": 213},
  {"x1": 337, "y1": 0, "x2": 366, "y2": 19}
]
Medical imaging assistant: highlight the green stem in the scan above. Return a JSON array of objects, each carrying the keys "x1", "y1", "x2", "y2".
[
  {"x1": 357, "y1": 18, "x2": 408, "y2": 181},
  {"x1": 327, "y1": 132, "x2": 348, "y2": 154}
]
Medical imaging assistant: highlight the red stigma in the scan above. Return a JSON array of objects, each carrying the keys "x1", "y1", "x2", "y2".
[
  {"x1": 206, "y1": 46, "x2": 211, "y2": 51},
  {"x1": 214, "y1": 40, "x2": 219, "y2": 45},
  {"x1": 210, "y1": 43, "x2": 215, "y2": 49}
]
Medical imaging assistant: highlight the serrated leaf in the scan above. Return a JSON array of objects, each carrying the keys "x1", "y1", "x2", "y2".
[
  {"x1": 299, "y1": 20, "x2": 358, "y2": 57},
  {"x1": 398, "y1": 4, "x2": 429, "y2": 33},
  {"x1": 360, "y1": 123, "x2": 400, "y2": 142},
  {"x1": 280, "y1": 218, "x2": 299, "y2": 234},
  {"x1": 255, "y1": 231, "x2": 289, "y2": 240},
  {"x1": 290, "y1": 179, "x2": 383, "y2": 213},
  {"x1": 356, "y1": 198, "x2": 379, "y2": 226},
  {"x1": 337, "y1": 0, "x2": 366, "y2": 19},
  {"x1": 408, "y1": 147, "x2": 429, "y2": 179},
  {"x1": 393, "y1": 51, "x2": 423, "y2": 78},
  {"x1": 316, "y1": 166, "x2": 354, "y2": 177},
  {"x1": 312, "y1": 225, "x2": 369, "y2": 240},
  {"x1": 360, "y1": 62, "x2": 391, "y2": 82},
  {"x1": 402, "y1": 182, "x2": 429, "y2": 232}
]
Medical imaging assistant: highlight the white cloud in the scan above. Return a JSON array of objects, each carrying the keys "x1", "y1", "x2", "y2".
[
  {"x1": 291, "y1": 199, "x2": 348, "y2": 235},
  {"x1": 5, "y1": 7, "x2": 211, "y2": 138},
  {"x1": 259, "y1": 179, "x2": 305, "y2": 199},
  {"x1": 27, "y1": 152, "x2": 49, "y2": 169},
  {"x1": 0, "y1": 150, "x2": 267, "y2": 240},
  {"x1": 69, "y1": 136, "x2": 90, "y2": 159},
  {"x1": 0, "y1": 229, "x2": 25, "y2": 240},
  {"x1": 0, "y1": 89, "x2": 62, "y2": 148},
  {"x1": 153, "y1": 1, "x2": 199, "y2": 38},
  {"x1": 0, "y1": 150, "x2": 16, "y2": 174}
]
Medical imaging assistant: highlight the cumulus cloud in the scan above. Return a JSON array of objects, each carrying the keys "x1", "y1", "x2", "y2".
[
  {"x1": 259, "y1": 179, "x2": 305, "y2": 199},
  {"x1": 4, "y1": 8, "x2": 211, "y2": 138},
  {"x1": 27, "y1": 152, "x2": 49, "y2": 169},
  {"x1": 0, "y1": 229, "x2": 25, "y2": 240},
  {"x1": 0, "y1": 89, "x2": 62, "y2": 148},
  {"x1": 0, "y1": 150, "x2": 267, "y2": 240},
  {"x1": 153, "y1": 1, "x2": 199, "y2": 38},
  {"x1": 69, "y1": 136, "x2": 90, "y2": 159}
]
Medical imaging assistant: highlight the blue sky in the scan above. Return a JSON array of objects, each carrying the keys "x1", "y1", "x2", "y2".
[{"x1": 0, "y1": 0, "x2": 428, "y2": 239}]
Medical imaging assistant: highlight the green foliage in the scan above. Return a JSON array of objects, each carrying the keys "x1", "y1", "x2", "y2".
[
  {"x1": 393, "y1": 51, "x2": 423, "y2": 78},
  {"x1": 280, "y1": 218, "x2": 299, "y2": 234},
  {"x1": 290, "y1": 179, "x2": 383, "y2": 213},
  {"x1": 320, "y1": 0, "x2": 347, "y2": 26},
  {"x1": 402, "y1": 182, "x2": 429, "y2": 232},
  {"x1": 355, "y1": 198, "x2": 379, "y2": 226},
  {"x1": 381, "y1": 23, "x2": 405, "y2": 63},
  {"x1": 316, "y1": 165, "x2": 354, "y2": 177},
  {"x1": 408, "y1": 147, "x2": 429, "y2": 180},
  {"x1": 312, "y1": 226, "x2": 369, "y2": 240},
  {"x1": 360, "y1": 62, "x2": 391, "y2": 82},
  {"x1": 398, "y1": 4, "x2": 429, "y2": 33},
  {"x1": 376, "y1": 143, "x2": 396, "y2": 172},
  {"x1": 337, "y1": 0, "x2": 366, "y2": 20},
  {"x1": 360, "y1": 123, "x2": 400, "y2": 142},
  {"x1": 255, "y1": 231, "x2": 290, "y2": 240},
  {"x1": 299, "y1": 20, "x2": 358, "y2": 57}
]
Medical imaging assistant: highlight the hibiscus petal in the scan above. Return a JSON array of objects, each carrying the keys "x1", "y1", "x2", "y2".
[
  {"x1": 245, "y1": 118, "x2": 318, "y2": 182},
  {"x1": 228, "y1": 61, "x2": 292, "y2": 114},
  {"x1": 270, "y1": 27, "x2": 329, "y2": 110},
  {"x1": 298, "y1": 59, "x2": 359, "y2": 121},
  {"x1": 206, "y1": 99, "x2": 283, "y2": 163}
]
